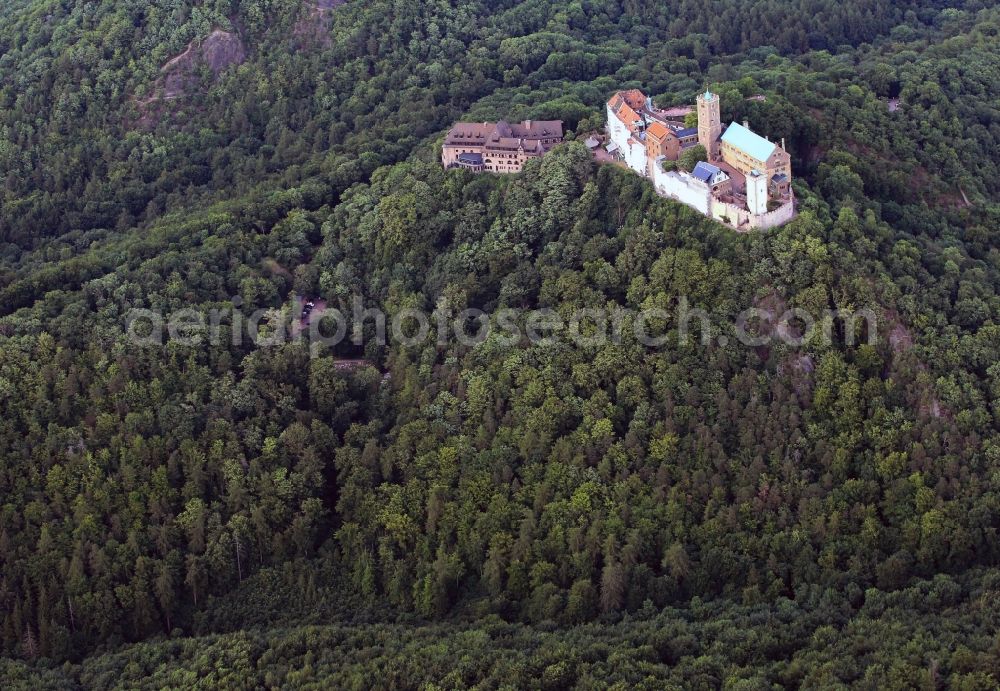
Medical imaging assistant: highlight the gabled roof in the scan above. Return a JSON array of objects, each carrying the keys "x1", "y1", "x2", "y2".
[
  {"x1": 612, "y1": 102, "x2": 641, "y2": 134},
  {"x1": 721, "y1": 122, "x2": 776, "y2": 162},
  {"x1": 608, "y1": 90, "x2": 649, "y2": 135},
  {"x1": 444, "y1": 120, "x2": 563, "y2": 148},
  {"x1": 645, "y1": 121, "x2": 672, "y2": 140},
  {"x1": 508, "y1": 120, "x2": 563, "y2": 138},
  {"x1": 493, "y1": 120, "x2": 513, "y2": 139},
  {"x1": 618, "y1": 89, "x2": 646, "y2": 110},
  {"x1": 691, "y1": 161, "x2": 723, "y2": 183}
]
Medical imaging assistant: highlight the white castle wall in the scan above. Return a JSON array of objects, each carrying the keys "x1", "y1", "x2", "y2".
[
  {"x1": 710, "y1": 196, "x2": 796, "y2": 231},
  {"x1": 606, "y1": 104, "x2": 631, "y2": 151},
  {"x1": 711, "y1": 198, "x2": 749, "y2": 227},
  {"x1": 607, "y1": 104, "x2": 649, "y2": 175},
  {"x1": 747, "y1": 197, "x2": 796, "y2": 229},
  {"x1": 652, "y1": 165, "x2": 712, "y2": 215},
  {"x1": 623, "y1": 138, "x2": 647, "y2": 174}
]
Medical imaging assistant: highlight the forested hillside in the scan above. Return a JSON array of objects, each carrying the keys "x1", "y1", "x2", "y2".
[{"x1": 2, "y1": 0, "x2": 1000, "y2": 687}]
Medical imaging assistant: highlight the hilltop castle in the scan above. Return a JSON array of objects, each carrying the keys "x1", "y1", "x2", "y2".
[
  {"x1": 605, "y1": 89, "x2": 795, "y2": 230},
  {"x1": 441, "y1": 119, "x2": 563, "y2": 173}
]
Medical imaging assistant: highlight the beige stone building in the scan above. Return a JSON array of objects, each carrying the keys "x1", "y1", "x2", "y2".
[
  {"x1": 441, "y1": 119, "x2": 563, "y2": 173},
  {"x1": 718, "y1": 122, "x2": 792, "y2": 195},
  {"x1": 695, "y1": 90, "x2": 792, "y2": 196}
]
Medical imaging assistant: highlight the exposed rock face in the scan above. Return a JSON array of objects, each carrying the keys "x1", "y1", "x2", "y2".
[
  {"x1": 135, "y1": 29, "x2": 246, "y2": 124},
  {"x1": 201, "y1": 29, "x2": 247, "y2": 74},
  {"x1": 783, "y1": 353, "x2": 815, "y2": 399},
  {"x1": 889, "y1": 322, "x2": 913, "y2": 354},
  {"x1": 160, "y1": 29, "x2": 246, "y2": 98},
  {"x1": 294, "y1": 0, "x2": 345, "y2": 46}
]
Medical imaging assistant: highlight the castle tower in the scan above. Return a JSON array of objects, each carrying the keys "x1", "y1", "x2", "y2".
[
  {"x1": 747, "y1": 169, "x2": 768, "y2": 215},
  {"x1": 696, "y1": 90, "x2": 721, "y2": 160}
]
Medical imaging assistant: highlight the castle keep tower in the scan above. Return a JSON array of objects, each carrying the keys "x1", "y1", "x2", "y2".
[{"x1": 696, "y1": 91, "x2": 721, "y2": 160}]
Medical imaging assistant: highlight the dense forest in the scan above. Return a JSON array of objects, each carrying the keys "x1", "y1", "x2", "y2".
[{"x1": 2, "y1": 0, "x2": 1000, "y2": 687}]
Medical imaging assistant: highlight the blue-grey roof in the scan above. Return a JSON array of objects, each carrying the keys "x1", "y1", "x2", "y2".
[
  {"x1": 691, "y1": 161, "x2": 722, "y2": 183},
  {"x1": 721, "y1": 122, "x2": 775, "y2": 162},
  {"x1": 676, "y1": 127, "x2": 698, "y2": 138},
  {"x1": 457, "y1": 152, "x2": 483, "y2": 164}
]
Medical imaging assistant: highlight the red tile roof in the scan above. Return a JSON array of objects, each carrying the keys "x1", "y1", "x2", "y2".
[
  {"x1": 618, "y1": 104, "x2": 641, "y2": 133},
  {"x1": 645, "y1": 121, "x2": 672, "y2": 140},
  {"x1": 608, "y1": 92, "x2": 644, "y2": 135},
  {"x1": 444, "y1": 120, "x2": 563, "y2": 149},
  {"x1": 619, "y1": 89, "x2": 646, "y2": 110}
]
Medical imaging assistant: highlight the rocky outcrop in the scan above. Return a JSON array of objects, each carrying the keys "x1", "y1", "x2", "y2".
[
  {"x1": 200, "y1": 29, "x2": 247, "y2": 73},
  {"x1": 293, "y1": 0, "x2": 345, "y2": 46},
  {"x1": 135, "y1": 29, "x2": 246, "y2": 124},
  {"x1": 159, "y1": 29, "x2": 245, "y2": 97}
]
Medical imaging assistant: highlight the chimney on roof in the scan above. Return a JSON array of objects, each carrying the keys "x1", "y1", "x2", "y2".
[
  {"x1": 743, "y1": 120, "x2": 749, "y2": 129},
  {"x1": 781, "y1": 137, "x2": 786, "y2": 150},
  {"x1": 525, "y1": 119, "x2": 532, "y2": 128}
]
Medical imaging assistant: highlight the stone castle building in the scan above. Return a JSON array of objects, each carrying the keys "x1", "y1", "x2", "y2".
[
  {"x1": 696, "y1": 91, "x2": 722, "y2": 160},
  {"x1": 606, "y1": 90, "x2": 699, "y2": 175},
  {"x1": 693, "y1": 89, "x2": 792, "y2": 195},
  {"x1": 606, "y1": 87, "x2": 796, "y2": 230},
  {"x1": 441, "y1": 119, "x2": 563, "y2": 173}
]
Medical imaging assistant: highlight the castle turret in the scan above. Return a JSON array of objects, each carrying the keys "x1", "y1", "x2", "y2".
[
  {"x1": 696, "y1": 91, "x2": 721, "y2": 160},
  {"x1": 747, "y1": 169, "x2": 768, "y2": 215}
]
